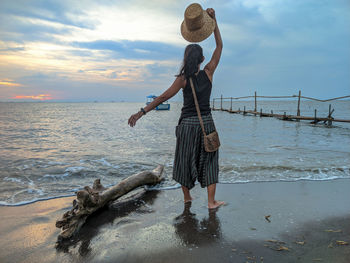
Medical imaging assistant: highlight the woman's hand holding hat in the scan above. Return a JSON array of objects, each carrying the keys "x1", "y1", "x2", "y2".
[{"x1": 206, "y1": 8, "x2": 216, "y2": 20}]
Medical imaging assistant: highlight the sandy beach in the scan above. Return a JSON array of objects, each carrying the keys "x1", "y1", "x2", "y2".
[{"x1": 1, "y1": 179, "x2": 349, "y2": 263}]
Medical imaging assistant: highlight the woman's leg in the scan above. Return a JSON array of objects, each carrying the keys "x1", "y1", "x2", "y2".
[
  {"x1": 207, "y1": 183, "x2": 225, "y2": 209},
  {"x1": 182, "y1": 185, "x2": 193, "y2": 203}
]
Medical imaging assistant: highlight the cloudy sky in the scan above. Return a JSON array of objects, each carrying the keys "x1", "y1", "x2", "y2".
[{"x1": 0, "y1": 0, "x2": 349, "y2": 102}]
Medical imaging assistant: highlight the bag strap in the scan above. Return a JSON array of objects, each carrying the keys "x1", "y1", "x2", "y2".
[{"x1": 189, "y1": 77, "x2": 207, "y2": 137}]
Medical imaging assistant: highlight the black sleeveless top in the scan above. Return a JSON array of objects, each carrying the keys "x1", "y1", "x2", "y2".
[{"x1": 179, "y1": 70, "x2": 212, "y2": 124}]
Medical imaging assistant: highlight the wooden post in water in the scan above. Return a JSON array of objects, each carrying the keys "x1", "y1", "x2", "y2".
[
  {"x1": 328, "y1": 104, "x2": 333, "y2": 126},
  {"x1": 313, "y1": 109, "x2": 317, "y2": 124},
  {"x1": 297, "y1": 90, "x2": 301, "y2": 122},
  {"x1": 260, "y1": 108, "x2": 262, "y2": 117},
  {"x1": 230, "y1": 97, "x2": 233, "y2": 111},
  {"x1": 243, "y1": 106, "x2": 246, "y2": 115},
  {"x1": 254, "y1": 91, "x2": 257, "y2": 116},
  {"x1": 220, "y1": 95, "x2": 223, "y2": 110}
]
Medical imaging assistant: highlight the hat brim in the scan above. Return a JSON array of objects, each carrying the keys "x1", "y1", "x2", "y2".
[{"x1": 181, "y1": 11, "x2": 216, "y2": 43}]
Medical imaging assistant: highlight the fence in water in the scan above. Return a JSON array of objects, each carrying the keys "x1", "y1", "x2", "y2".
[{"x1": 212, "y1": 91, "x2": 350, "y2": 126}]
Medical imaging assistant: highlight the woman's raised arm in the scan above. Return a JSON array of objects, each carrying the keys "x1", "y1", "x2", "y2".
[
  {"x1": 204, "y1": 8, "x2": 223, "y2": 83},
  {"x1": 128, "y1": 76, "x2": 185, "y2": 127}
]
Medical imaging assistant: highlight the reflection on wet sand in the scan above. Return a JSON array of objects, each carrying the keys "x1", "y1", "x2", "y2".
[
  {"x1": 173, "y1": 202, "x2": 222, "y2": 246},
  {"x1": 55, "y1": 190, "x2": 159, "y2": 258}
]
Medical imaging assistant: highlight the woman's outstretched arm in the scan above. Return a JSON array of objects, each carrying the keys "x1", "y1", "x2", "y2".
[
  {"x1": 128, "y1": 76, "x2": 185, "y2": 127},
  {"x1": 204, "y1": 8, "x2": 223, "y2": 82}
]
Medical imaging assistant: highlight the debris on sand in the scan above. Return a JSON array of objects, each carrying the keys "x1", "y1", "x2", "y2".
[
  {"x1": 264, "y1": 239, "x2": 289, "y2": 251},
  {"x1": 264, "y1": 215, "x2": 271, "y2": 223},
  {"x1": 336, "y1": 241, "x2": 349, "y2": 246},
  {"x1": 324, "y1": 229, "x2": 342, "y2": 233}
]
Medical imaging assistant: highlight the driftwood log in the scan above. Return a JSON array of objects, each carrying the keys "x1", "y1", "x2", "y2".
[{"x1": 56, "y1": 165, "x2": 164, "y2": 241}]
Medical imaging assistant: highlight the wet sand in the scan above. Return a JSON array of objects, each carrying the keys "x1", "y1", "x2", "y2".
[{"x1": 0, "y1": 179, "x2": 350, "y2": 263}]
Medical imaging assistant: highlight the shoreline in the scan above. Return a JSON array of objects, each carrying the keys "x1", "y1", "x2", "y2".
[
  {"x1": 2, "y1": 177, "x2": 350, "y2": 207},
  {"x1": 1, "y1": 179, "x2": 350, "y2": 262}
]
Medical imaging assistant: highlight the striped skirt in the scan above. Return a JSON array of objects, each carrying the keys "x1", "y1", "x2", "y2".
[{"x1": 172, "y1": 114, "x2": 219, "y2": 189}]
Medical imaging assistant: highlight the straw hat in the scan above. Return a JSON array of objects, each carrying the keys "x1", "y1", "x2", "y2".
[{"x1": 181, "y1": 3, "x2": 216, "y2": 43}]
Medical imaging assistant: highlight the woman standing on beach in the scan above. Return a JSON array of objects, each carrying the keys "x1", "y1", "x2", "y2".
[{"x1": 128, "y1": 6, "x2": 224, "y2": 209}]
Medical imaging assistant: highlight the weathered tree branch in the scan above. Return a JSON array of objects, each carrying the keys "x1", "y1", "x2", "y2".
[{"x1": 56, "y1": 165, "x2": 164, "y2": 241}]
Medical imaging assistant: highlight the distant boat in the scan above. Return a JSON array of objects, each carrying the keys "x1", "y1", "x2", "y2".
[{"x1": 146, "y1": 95, "x2": 170, "y2": 110}]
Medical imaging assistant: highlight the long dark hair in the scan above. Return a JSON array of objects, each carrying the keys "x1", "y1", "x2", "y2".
[{"x1": 178, "y1": 44, "x2": 204, "y2": 78}]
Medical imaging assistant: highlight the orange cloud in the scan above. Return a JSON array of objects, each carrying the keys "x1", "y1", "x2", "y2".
[{"x1": 13, "y1": 94, "x2": 53, "y2": 100}]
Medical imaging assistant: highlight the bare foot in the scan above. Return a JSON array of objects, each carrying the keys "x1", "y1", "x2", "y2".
[
  {"x1": 184, "y1": 197, "x2": 194, "y2": 203},
  {"x1": 208, "y1": 200, "x2": 225, "y2": 209}
]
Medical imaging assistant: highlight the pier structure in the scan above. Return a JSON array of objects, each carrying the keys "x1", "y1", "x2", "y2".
[{"x1": 212, "y1": 92, "x2": 350, "y2": 126}]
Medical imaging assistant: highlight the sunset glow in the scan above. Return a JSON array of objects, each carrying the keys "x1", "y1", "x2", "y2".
[
  {"x1": 13, "y1": 94, "x2": 53, "y2": 100},
  {"x1": 0, "y1": 0, "x2": 349, "y2": 101},
  {"x1": 0, "y1": 81, "x2": 21, "y2": 87}
]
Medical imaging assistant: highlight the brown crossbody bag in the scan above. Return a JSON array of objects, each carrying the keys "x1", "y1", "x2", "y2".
[{"x1": 189, "y1": 77, "x2": 220, "y2": 152}]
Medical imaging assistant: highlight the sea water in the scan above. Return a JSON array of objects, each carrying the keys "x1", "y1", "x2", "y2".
[{"x1": 0, "y1": 101, "x2": 349, "y2": 205}]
